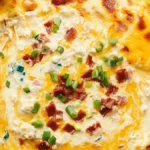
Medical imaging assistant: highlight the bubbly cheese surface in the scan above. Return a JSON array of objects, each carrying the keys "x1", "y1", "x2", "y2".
[{"x1": 0, "y1": 0, "x2": 150, "y2": 150}]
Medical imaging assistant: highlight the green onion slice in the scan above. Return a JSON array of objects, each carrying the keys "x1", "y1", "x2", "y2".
[
  {"x1": 42, "y1": 131, "x2": 51, "y2": 141},
  {"x1": 92, "y1": 70, "x2": 99, "y2": 79},
  {"x1": 66, "y1": 105, "x2": 78, "y2": 119},
  {"x1": 50, "y1": 72, "x2": 58, "y2": 83},
  {"x1": 77, "y1": 57, "x2": 83, "y2": 63},
  {"x1": 6, "y1": 80, "x2": 10, "y2": 88},
  {"x1": 31, "y1": 103, "x2": 40, "y2": 114},
  {"x1": 66, "y1": 78, "x2": 72, "y2": 87},
  {"x1": 46, "y1": 93, "x2": 53, "y2": 100},
  {"x1": 58, "y1": 94, "x2": 66, "y2": 103},
  {"x1": 52, "y1": 17, "x2": 62, "y2": 33},
  {"x1": 56, "y1": 46, "x2": 64, "y2": 54},
  {"x1": 32, "y1": 121, "x2": 44, "y2": 128},
  {"x1": 93, "y1": 100, "x2": 101, "y2": 109},
  {"x1": 72, "y1": 81, "x2": 78, "y2": 91},
  {"x1": 31, "y1": 50, "x2": 39, "y2": 58},
  {"x1": 23, "y1": 87, "x2": 30, "y2": 93},
  {"x1": 48, "y1": 135, "x2": 56, "y2": 145},
  {"x1": 0, "y1": 52, "x2": 4, "y2": 58},
  {"x1": 64, "y1": 73, "x2": 69, "y2": 79},
  {"x1": 109, "y1": 38, "x2": 118, "y2": 46}
]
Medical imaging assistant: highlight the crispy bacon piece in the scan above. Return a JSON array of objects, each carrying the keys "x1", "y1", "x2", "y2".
[
  {"x1": 75, "y1": 110, "x2": 86, "y2": 121},
  {"x1": 145, "y1": 32, "x2": 150, "y2": 41},
  {"x1": 32, "y1": 42, "x2": 39, "y2": 49},
  {"x1": 117, "y1": 21, "x2": 127, "y2": 32},
  {"x1": 146, "y1": 145, "x2": 150, "y2": 150},
  {"x1": 56, "y1": 110, "x2": 63, "y2": 121},
  {"x1": 45, "y1": 102, "x2": 57, "y2": 117},
  {"x1": 100, "y1": 107, "x2": 111, "y2": 116},
  {"x1": 65, "y1": 27, "x2": 77, "y2": 41},
  {"x1": 116, "y1": 96, "x2": 127, "y2": 105},
  {"x1": 44, "y1": 21, "x2": 53, "y2": 34},
  {"x1": 39, "y1": 34, "x2": 50, "y2": 43},
  {"x1": 74, "y1": 90, "x2": 87, "y2": 100},
  {"x1": 37, "y1": 141, "x2": 51, "y2": 150},
  {"x1": 81, "y1": 70, "x2": 93, "y2": 80},
  {"x1": 47, "y1": 118, "x2": 59, "y2": 131},
  {"x1": 101, "y1": 98, "x2": 116, "y2": 109},
  {"x1": 138, "y1": 16, "x2": 146, "y2": 30},
  {"x1": 22, "y1": 54, "x2": 35, "y2": 66},
  {"x1": 106, "y1": 84, "x2": 118, "y2": 96},
  {"x1": 19, "y1": 139, "x2": 25, "y2": 145},
  {"x1": 63, "y1": 123, "x2": 75, "y2": 134},
  {"x1": 122, "y1": 46, "x2": 129, "y2": 52},
  {"x1": 53, "y1": 85, "x2": 66, "y2": 96},
  {"x1": 116, "y1": 69, "x2": 129, "y2": 83},
  {"x1": 125, "y1": 10, "x2": 134, "y2": 22},
  {"x1": 86, "y1": 122, "x2": 101, "y2": 135},
  {"x1": 103, "y1": 0, "x2": 116, "y2": 13},
  {"x1": 51, "y1": 0, "x2": 67, "y2": 5},
  {"x1": 86, "y1": 55, "x2": 95, "y2": 67}
]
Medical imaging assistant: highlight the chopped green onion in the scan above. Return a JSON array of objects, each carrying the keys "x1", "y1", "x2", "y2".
[
  {"x1": 85, "y1": 81, "x2": 92, "y2": 88},
  {"x1": 45, "y1": 93, "x2": 53, "y2": 100},
  {"x1": 48, "y1": 135, "x2": 56, "y2": 145},
  {"x1": 31, "y1": 50, "x2": 39, "y2": 58},
  {"x1": 35, "y1": 35, "x2": 42, "y2": 43},
  {"x1": 42, "y1": 131, "x2": 51, "y2": 141},
  {"x1": 50, "y1": 72, "x2": 58, "y2": 82},
  {"x1": 72, "y1": 100, "x2": 81, "y2": 108},
  {"x1": 93, "y1": 100, "x2": 101, "y2": 109},
  {"x1": 95, "y1": 135, "x2": 102, "y2": 142},
  {"x1": 56, "y1": 46, "x2": 64, "y2": 54},
  {"x1": 72, "y1": 81, "x2": 78, "y2": 91},
  {"x1": 109, "y1": 38, "x2": 118, "y2": 46},
  {"x1": 77, "y1": 57, "x2": 83, "y2": 63},
  {"x1": 58, "y1": 94, "x2": 66, "y2": 103},
  {"x1": 52, "y1": 17, "x2": 62, "y2": 33},
  {"x1": 64, "y1": 73, "x2": 69, "y2": 79},
  {"x1": 73, "y1": 124, "x2": 81, "y2": 131},
  {"x1": 100, "y1": 71, "x2": 110, "y2": 87},
  {"x1": 0, "y1": 52, "x2": 4, "y2": 58},
  {"x1": 97, "y1": 66, "x2": 103, "y2": 74},
  {"x1": 86, "y1": 109, "x2": 93, "y2": 119},
  {"x1": 31, "y1": 103, "x2": 40, "y2": 114},
  {"x1": 16, "y1": 65, "x2": 24, "y2": 73},
  {"x1": 6, "y1": 80, "x2": 10, "y2": 88},
  {"x1": 92, "y1": 70, "x2": 99, "y2": 79},
  {"x1": 23, "y1": 87, "x2": 30, "y2": 93},
  {"x1": 32, "y1": 121, "x2": 44, "y2": 128},
  {"x1": 66, "y1": 78, "x2": 72, "y2": 87},
  {"x1": 3, "y1": 131, "x2": 9, "y2": 140},
  {"x1": 31, "y1": 30, "x2": 38, "y2": 37},
  {"x1": 95, "y1": 43, "x2": 104, "y2": 52},
  {"x1": 66, "y1": 105, "x2": 78, "y2": 119}
]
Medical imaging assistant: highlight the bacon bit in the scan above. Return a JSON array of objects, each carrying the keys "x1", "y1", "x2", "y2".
[
  {"x1": 44, "y1": 21, "x2": 53, "y2": 34},
  {"x1": 39, "y1": 34, "x2": 50, "y2": 43},
  {"x1": 65, "y1": 27, "x2": 77, "y2": 41},
  {"x1": 78, "y1": 0, "x2": 86, "y2": 2},
  {"x1": 37, "y1": 141, "x2": 51, "y2": 150},
  {"x1": 146, "y1": 145, "x2": 150, "y2": 150},
  {"x1": 58, "y1": 75, "x2": 66, "y2": 85},
  {"x1": 32, "y1": 42, "x2": 39, "y2": 49},
  {"x1": 23, "y1": 0, "x2": 38, "y2": 11},
  {"x1": 86, "y1": 122, "x2": 101, "y2": 135},
  {"x1": 101, "y1": 98, "x2": 116, "y2": 109},
  {"x1": 74, "y1": 91, "x2": 87, "y2": 100},
  {"x1": 51, "y1": 0, "x2": 67, "y2": 5},
  {"x1": 81, "y1": 70, "x2": 93, "y2": 80},
  {"x1": 106, "y1": 85, "x2": 118, "y2": 96},
  {"x1": 86, "y1": 55, "x2": 95, "y2": 67},
  {"x1": 75, "y1": 110, "x2": 86, "y2": 121},
  {"x1": 117, "y1": 21, "x2": 127, "y2": 32},
  {"x1": 121, "y1": 46, "x2": 129, "y2": 52},
  {"x1": 45, "y1": 102, "x2": 57, "y2": 117},
  {"x1": 19, "y1": 138, "x2": 25, "y2": 145},
  {"x1": 137, "y1": 16, "x2": 146, "y2": 30},
  {"x1": 144, "y1": 32, "x2": 150, "y2": 41},
  {"x1": 63, "y1": 123, "x2": 75, "y2": 134},
  {"x1": 36, "y1": 53, "x2": 44, "y2": 63},
  {"x1": 116, "y1": 69, "x2": 129, "y2": 83},
  {"x1": 22, "y1": 54, "x2": 35, "y2": 66},
  {"x1": 103, "y1": 0, "x2": 116, "y2": 13},
  {"x1": 56, "y1": 110, "x2": 63, "y2": 121},
  {"x1": 125, "y1": 11, "x2": 134, "y2": 22},
  {"x1": 47, "y1": 118, "x2": 59, "y2": 131},
  {"x1": 116, "y1": 96, "x2": 127, "y2": 105},
  {"x1": 53, "y1": 85, "x2": 65, "y2": 97},
  {"x1": 100, "y1": 107, "x2": 111, "y2": 116}
]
